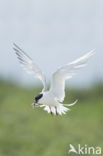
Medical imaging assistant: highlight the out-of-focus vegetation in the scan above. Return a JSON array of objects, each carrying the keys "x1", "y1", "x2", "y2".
[{"x1": 0, "y1": 79, "x2": 103, "y2": 156}]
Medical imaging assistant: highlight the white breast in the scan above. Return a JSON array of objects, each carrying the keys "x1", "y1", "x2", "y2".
[{"x1": 39, "y1": 91, "x2": 58, "y2": 106}]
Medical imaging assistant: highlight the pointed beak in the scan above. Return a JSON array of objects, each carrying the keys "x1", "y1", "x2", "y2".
[
  {"x1": 32, "y1": 102, "x2": 40, "y2": 107},
  {"x1": 32, "y1": 103, "x2": 36, "y2": 106}
]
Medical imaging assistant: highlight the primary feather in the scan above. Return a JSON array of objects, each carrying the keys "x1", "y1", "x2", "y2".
[
  {"x1": 50, "y1": 50, "x2": 95, "y2": 102},
  {"x1": 13, "y1": 43, "x2": 47, "y2": 91}
]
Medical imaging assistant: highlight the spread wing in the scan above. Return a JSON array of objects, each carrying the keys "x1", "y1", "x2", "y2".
[
  {"x1": 50, "y1": 50, "x2": 95, "y2": 102},
  {"x1": 13, "y1": 43, "x2": 47, "y2": 91}
]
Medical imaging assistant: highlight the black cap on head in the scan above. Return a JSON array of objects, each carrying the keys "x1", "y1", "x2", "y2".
[{"x1": 35, "y1": 94, "x2": 43, "y2": 103}]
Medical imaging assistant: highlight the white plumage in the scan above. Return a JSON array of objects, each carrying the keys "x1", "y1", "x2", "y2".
[
  {"x1": 50, "y1": 50, "x2": 94, "y2": 102},
  {"x1": 13, "y1": 43, "x2": 47, "y2": 92},
  {"x1": 13, "y1": 43, "x2": 94, "y2": 115}
]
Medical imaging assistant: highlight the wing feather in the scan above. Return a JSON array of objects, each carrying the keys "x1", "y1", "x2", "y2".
[
  {"x1": 13, "y1": 43, "x2": 47, "y2": 91},
  {"x1": 50, "y1": 50, "x2": 95, "y2": 102}
]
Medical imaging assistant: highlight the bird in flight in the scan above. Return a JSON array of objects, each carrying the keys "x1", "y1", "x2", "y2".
[{"x1": 13, "y1": 43, "x2": 94, "y2": 115}]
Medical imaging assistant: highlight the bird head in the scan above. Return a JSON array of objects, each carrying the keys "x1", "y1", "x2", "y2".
[
  {"x1": 34, "y1": 93, "x2": 43, "y2": 103},
  {"x1": 32, "y1": 93, "x2": 43, "y2": 107}
]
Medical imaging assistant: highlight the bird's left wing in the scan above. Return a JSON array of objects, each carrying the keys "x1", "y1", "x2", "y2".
[
  {"x1": 50, "y1": 50, "x2": 95, "y2": 102},
  {"x1": 13, "y1": 43, "x2": 47, "y2": 91}
]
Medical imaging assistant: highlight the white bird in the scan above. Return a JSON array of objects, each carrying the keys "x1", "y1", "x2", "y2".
[{"x1": 13, "y1": 43, "x2": 94, "y2": 115}]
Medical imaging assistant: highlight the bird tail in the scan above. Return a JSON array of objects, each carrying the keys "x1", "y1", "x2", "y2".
[
  {"x1": 63, "y1": 99, "x2": 78, "y2": 107},
  {"x1": 56, "y1": 104, "x2": 70, "y2": 115},
  {"x1": 43, "y1": 100, "x2": 78, "y2": 115},
  {"x1": 43, "y1": 105, "x2": 69, "y2": 115}
]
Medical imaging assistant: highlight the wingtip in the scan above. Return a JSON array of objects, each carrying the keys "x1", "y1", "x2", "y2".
[
  {"x1": 13, "y1": 43, "x2": 18, "y2": 51},
  {"x1": 13, "y1": 43, "x2": 19, "y2": 49},
  {"x1": 13, "y1": 47, "x2": 18, "y2": 53},
  {"x1": 63, "y1": 99, "x2": 78, "y2": 107},
  {"x1": 13, "y1": 42, "x2": 16, "y2": 46},
  {"x1": 88, "y1": 49, "x2": 96, "y2": 56}
]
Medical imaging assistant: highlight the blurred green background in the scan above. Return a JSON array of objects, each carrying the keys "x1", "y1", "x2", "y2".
[
  {"x1": 0, "y1": 79, "x2": 103, "y2": 156},
  {"x1": 0, "y1": 0, "x2": 103, "y2": 155}
]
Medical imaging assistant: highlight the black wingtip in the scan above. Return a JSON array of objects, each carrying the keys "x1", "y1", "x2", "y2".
[
  {"x1": 12, "y1": 43, "x2": 32, "y2": 59},
  {"x1": 13, "y1": 43, "x2": 23, "y2": 53},
  {"x1": 13, "y1": 43, "x2": 18, "y2": 51},
  {"x1": 13, "y1": 42, "x2": 16, "y2": 45},
  {"x1": 13, "y1": 43, "x2": 20, "y2": 49},
  {"x1": 13, "y1": 43, "x2": 17, "y2": 47},
  {"x1": 13, "y1": 47, "x2": 19, "y2": 53}
]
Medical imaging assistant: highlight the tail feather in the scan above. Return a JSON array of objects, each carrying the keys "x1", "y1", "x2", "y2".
[
  {"x1": 43, "y1": 100, "x2": 77, "y2": 115},
  {"x1": 44, "y1": 106, "x2": 50, "y2": 113},
  {"x1": 57, "y1": 105, "x2": 69, "y2": 115},
  {"x1": 43, "y1": 104, "x2": 70, "y2": 115},
  {"x1": 63, "y1": 99, "x2": 78, "y2": 106}
]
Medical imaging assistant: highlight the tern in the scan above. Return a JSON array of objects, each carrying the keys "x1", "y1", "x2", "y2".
[{"x1": 13, "y1": 43, "x2": 94, "y2": 115}]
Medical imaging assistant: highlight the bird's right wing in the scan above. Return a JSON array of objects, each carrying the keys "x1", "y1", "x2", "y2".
[
  {"x1": 50, "y1": 50, "x2": 95, "y2": 102},
  {"x1": 13, "y1": 43, "x2": 47, "y2": 92}
]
